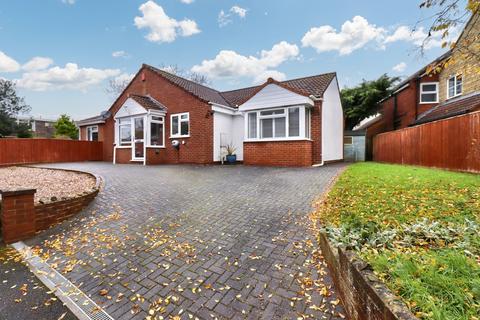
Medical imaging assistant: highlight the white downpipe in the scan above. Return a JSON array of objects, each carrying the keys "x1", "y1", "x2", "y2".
[{"x1": 113, "y1": 146, "x2": 116, "y2": 164}]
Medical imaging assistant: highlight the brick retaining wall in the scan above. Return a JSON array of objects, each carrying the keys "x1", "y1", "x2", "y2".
[
  {"x1": 318, "y1": 232, "x2": 417, "y2": 320},
  {"x1": 0, "y1": 171, "x2": 100, "y2": 244}
]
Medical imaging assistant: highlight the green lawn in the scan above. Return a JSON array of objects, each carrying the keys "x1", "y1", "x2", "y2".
[{"x1": 317, "y1": 163, "x2": 480, "y2": 320}]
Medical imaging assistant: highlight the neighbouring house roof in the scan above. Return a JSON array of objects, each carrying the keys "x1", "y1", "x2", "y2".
[
  {"x1": 378, "y1": 50, "x2": 453, "y2": 104},
  {"x1": 353, "y1": 113, "x2": 382, "y2": 131},
  {"x1": 76, "y1": 114, "x2": 106, "y2": 126},
  {"x1": 414, "y1": 91, "x2": 480, "y2": 125},
  {"x1": 130, "y1": 94, "x2": 167, "y2": 111}
]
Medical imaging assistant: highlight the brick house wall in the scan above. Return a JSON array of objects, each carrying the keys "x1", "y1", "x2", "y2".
[
  {"x1": 312, "y1": 101, "x2": 322, "y2": 164},
  {"x1": 33, "y1": 120, "x2": 55, "y2": 138},
  {"x1": 379, "y1": 74, "x2": 439, "y2": 131},
  {"x1": 79, "y1": 125, "x2": 105, "y2": 142},
  {"x1": 438, "y1": 12, "x2": 480, "y2": 102},
  {"x1": 103, "y1": 67, "x2": 214, "y2": 164},
  {"x1": 243, "y1": 140, "x2": 313, "y2": 166}
]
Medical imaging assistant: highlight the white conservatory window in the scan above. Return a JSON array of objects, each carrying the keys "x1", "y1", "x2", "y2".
[
  {"x1": 246, "y1": 106, "x2": 310, "y2": 141},
  {"x1": 118, "y1": 119, "x2": 131, "y2": 146}
]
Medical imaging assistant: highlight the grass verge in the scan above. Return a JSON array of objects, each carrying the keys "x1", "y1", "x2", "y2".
[{"x1": 315, "y1": 163, "x2": 480, "y2": 319}]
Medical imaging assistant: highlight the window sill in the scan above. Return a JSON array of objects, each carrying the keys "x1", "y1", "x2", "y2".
[
  {"x1": 169, "y1": 135, "x2": 190, "y2": 139},
  {"x1": 446, "y1": 93, "x2": 462, "y2": 100},
  {"x1": 116, "y1": 146, "x2": 132, "y2": 149},
  {"x1": 146, "y1": 146, "x2": 166, "y2": 148},
  {"x1": 244, "y1": 138, "x2": 312, "y2": 143},
  {"x1": 419, "y1": 101, "x2": 438, "y2": 104}
]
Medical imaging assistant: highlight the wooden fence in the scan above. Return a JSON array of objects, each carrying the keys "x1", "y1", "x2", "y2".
[
  {"x1": 0, "y1": 139, "x2": 103, "y2": 166},
  {"x1": 373, "y1": 111, "x2": 480, "y2": 173}
]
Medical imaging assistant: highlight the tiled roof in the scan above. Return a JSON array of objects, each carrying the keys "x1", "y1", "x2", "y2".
[
  {"x1": 414, "y1": 91, "x2": 480, "y2": 125},
  {"x1": 76, "y1": 114, "x2": 106, "y2": 126},
  {"x1": 130, "y1": 94, "x2": 167, "y2": 111},
  {"x1": 144, "y1": 64, "x2": 336, "y2": 108},
  {"x1": 220, "y1": 73, "x2": 337, "y2": 107},
  {"x1": 144, "y1": 64, "x2": 230, "y2": 106}
]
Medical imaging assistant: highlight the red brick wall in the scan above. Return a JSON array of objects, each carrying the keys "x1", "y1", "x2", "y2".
[
  {"x1": 103, "y1": 67, "x2": 214, "y2": 164},
  {"x1": 244, "y1": 140, "x2": 313, "y2": 167},
  {"x1": 379, "y1": 74, "x2": 439, "y2": 130},
  {"x1": 312, "y1": 101, "x2": 322, "y2": 164},
  {"x1": 0, "y1": 190, "x2": 36, "y2": 243},
  {"x1": 79, "y1": 124, "x2": 105, "y2": 142},
  {"x1": 115, "y1": 148, "x2": 132, "y2": 164}
]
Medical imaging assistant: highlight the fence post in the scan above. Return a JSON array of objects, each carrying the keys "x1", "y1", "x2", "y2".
[{"x1": 0, "y1": 189, "x2": 37, "y2": 244}]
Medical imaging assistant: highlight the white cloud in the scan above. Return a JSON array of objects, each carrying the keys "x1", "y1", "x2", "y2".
[
  {"x1": 231, "y1": 6, "x2": 247, "y2": 18},
  {"x1": 301, "y1": 16, "x2": 386, "y2": 55},
  {"x1": 180, "y1": 0, "x2": 194, "y2": 3},
  {"x1": 16, "y1": 63, "x2": 120, "y2": 91},
  {"x1": 113, "y1": 73, "x2": 135, "y2": 84},
  {"x1": 0, "y1": 51, "x2": 20, "y2": 73},
  {"x1": 22, "y1": 57, "x2": 54, "y2": 71},
  {"x1": 112, "y1": 50, "x2": 128, "y2": 58},
  {"x1": 191, "y1": 41, "x2": 298, "y2": 83},
  {"x1": 61, "y1": 0, "x2": 76, "y2": 4},
  {"x1": 392, "y1": 62, "x2": 407, "y2": 72},
  {"x1": 218, "y1": 5, "x2": 248, "y2": 27},
  {"x1": 134, "y1": 1, "x2": 200, "y2": 43},
  {"x1": 384, "y1": 25, "x2": 458, "y2": 49}
]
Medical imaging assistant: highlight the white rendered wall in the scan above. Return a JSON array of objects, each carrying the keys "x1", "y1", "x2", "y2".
[
  {"x1": 322, "y1": 77, "x2": 344, "y2": 162},
  {"x1": 213, "y1": 110, "x2": 244, "y2": 162},
  {"x1": 238, "y1": 84, "x2": 313, "y2": 111}
]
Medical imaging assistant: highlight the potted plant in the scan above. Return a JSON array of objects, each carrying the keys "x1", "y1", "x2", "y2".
[{"x1": 225, "y1": 144, "x2": 237, "y2": 164}]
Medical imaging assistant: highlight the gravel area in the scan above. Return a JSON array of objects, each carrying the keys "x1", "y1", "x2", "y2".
[{"x1": 0, "y1": 166, "x2": 96, "y2": 203}]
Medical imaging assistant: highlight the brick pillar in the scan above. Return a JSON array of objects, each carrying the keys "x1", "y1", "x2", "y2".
[{"x1": 0, "y1": 189, "x2": 36, "y2": 244}]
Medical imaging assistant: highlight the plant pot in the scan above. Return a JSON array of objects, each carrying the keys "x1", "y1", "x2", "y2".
[{"x1": 226, "y1": 154, "x2": 237, "y2": 164}]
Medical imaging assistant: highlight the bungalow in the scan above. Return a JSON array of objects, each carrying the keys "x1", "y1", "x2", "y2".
[{"x1": 78, "y1": 64, "x2": 344, "y2": 167}]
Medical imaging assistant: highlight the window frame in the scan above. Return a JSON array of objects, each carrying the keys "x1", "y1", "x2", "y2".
[
  {"x1": 447, "y1": 74, "x2": 463, "y2": 99},
  {"x1": 86, "y1": 125, "x2": 99, "y2": 141},
  {"x1": 148, "y1": 116, "x2": 165, "y2": 147},
  {"x1": 419, "y1": 82, "x2": 439, "y2": 104},
  {"x1": 245, "y1": 105, "x2": 310, "y2": 142},
  {"x1": 170, "y1": 112, "x2": 190, "y2": 138}
]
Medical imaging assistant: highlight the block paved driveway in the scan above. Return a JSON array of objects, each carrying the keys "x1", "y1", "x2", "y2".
[{"x1": 28, "y1": 162, "x2": 346, "y2": 320}]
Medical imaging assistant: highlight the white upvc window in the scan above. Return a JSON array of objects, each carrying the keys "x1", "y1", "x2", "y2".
[
  {"x1": 149, "y1": 116, "x2": 165, "y2": 147},
  {"x1": 419, "y1": 82, "x2": 439, "y2": 104},
  {"x1": 118, "y1": 118, "x2": 132, "y2": 146},
  {"x1": 447, "y1": 74, "x2": 463, "y2": 99},
  {"x1": 245, "y1": 106, "x2": 310, "y2": 141},
  {"x1": 86, "y1": 125, "x2": 99, "y2": 141},
  {"x1": 170, "y1": 112, "x2": 190, "y2": 138}
]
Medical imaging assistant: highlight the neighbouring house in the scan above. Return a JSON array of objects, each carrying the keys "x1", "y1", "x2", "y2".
[
  {"x1": 15, "y1": 116, "x2": 56, "y2": 138},
  {"x1": 359, "y1": 10, "x2": 480, "y2": 159},
  {"x1": 77, "y1": 64, "x2": 344, "y2": 167}
]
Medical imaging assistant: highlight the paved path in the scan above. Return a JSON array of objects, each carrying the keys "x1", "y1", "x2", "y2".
[{"x1": 27, "y1": 162, "x2": 346, "y2": 320}]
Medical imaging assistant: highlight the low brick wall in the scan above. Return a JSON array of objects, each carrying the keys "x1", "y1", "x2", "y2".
[
  {"x1": 1, "y1": 171, "x2": 100, "y2": 244},
  {"x1": 244, "y1": 140, "x2": 314, "y2": 167},
  {"x1": 319, "y1": 233, "x2": 417, "y2": 320}
]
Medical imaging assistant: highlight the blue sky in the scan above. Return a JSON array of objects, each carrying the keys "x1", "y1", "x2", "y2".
[{"x1": 0, "y1": 0, "x2": 456, "y2": 120}]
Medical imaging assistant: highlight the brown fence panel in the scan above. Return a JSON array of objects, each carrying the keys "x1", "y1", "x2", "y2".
[
  {"x1": 373, "y1": 111, "x2": 480, "y2": 173},
  {"x1": 0, "y1": 139, "x2": 103, "y2": 166}
]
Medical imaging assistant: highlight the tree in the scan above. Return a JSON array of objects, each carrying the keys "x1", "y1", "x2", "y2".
[
  {"x1": 417, "y1": 0, "x2": 479, "y2": 71},
  {"x1": 0, "y1": 79, "x2": 30, "y2": 136},
  {"x1": 341, "y1": 74, "x2": 400, "y2": 130},
  {"x1": 159, "y1": 64, "x2": 211, "y2": 86},
  {"x1": 54, "y1": 114, "x2": 78, "y2": 140}
]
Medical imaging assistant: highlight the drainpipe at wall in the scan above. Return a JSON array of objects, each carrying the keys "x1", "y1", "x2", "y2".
[
  {"x1": 415, "y1": 78, "x2": 420, "y2": 120},
  {"x1": 113, "y1": 145, "x2": 116, "y2": 165}
]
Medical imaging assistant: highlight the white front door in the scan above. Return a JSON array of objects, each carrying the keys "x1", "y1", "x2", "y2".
[{"x1": 132, "y1": 117, "x2": 145, "y2": 161}]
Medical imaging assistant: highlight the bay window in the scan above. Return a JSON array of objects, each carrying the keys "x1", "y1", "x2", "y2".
[
  {"x1": 246, "y1": 106, "x2": 310, "y2": 141},
  {"x1": 447, "y1": 74, "x2": 463, "y2": 99},
  {"x1": 171, "y1": 112, "x2": 189, "y2": 137}
]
